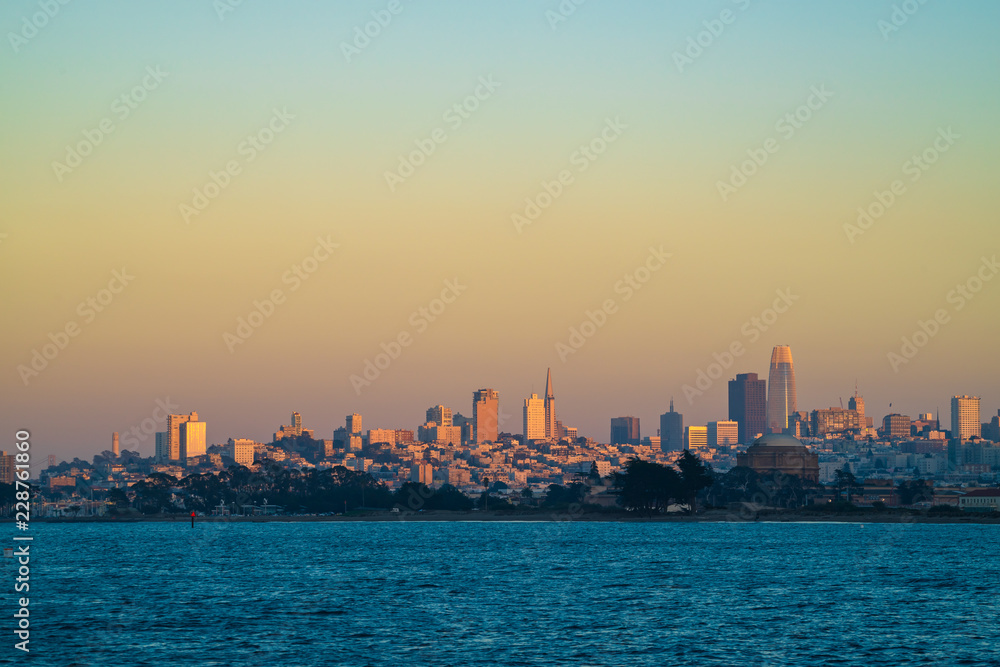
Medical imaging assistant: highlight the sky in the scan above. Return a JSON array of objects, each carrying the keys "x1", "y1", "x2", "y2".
[{"x1": 1, "y1": 0, "x2": 999, "y2": 463}]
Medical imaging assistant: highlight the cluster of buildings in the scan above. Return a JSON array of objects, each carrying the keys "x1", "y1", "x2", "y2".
[{"x1": 28, "y1": 349, "x2": 999, "y2": 514}]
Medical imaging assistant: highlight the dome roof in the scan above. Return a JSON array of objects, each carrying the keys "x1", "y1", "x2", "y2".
[{"x1": 750, "y1": 433, "x2": 805, "y2": 448}]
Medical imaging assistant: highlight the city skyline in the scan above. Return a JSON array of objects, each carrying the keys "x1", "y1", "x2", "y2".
[
  {"x1": 91, "y1": 359, "x2": 994, "y2": 464},
  {"x1": 2, "y1": 1, "x2": 998, "y2": 463}
]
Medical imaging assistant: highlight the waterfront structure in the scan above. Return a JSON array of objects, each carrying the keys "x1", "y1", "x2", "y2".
[
  {"x1": 685, "y1": 426, "x2": 708, "y2": 449},
  {"x1": 959, "y1": 488, "x2": 1000, "y2": 512},
  {"x1": 728, "y1": 373, "x2": 767, "y2": 443},
  {"x1": 951, "y1": 395, "x2": 981, "y2": 441},
  {"x1": 523, "y1": 393, "x2": 545, "y2": 441},
  {"x1": 737, "y1": 433, "x2": 819, "y2": 482},
  {"x1": 544, "y1": 368, "x2": 557, "y2": 441},
  {"x1": 882, "y1": 414, "x2": 912, "y2": 440},
  {"x1": 610, "y1": 416, "x2": 640, "y2": 446},
  {"x1": 767, "y1": 346, "x2": 797, "y2": 433},
  {"x1": 473, "y1": 389, "x2": 499, "y2": 443},
  {"x1": 659, "y1": 399, "x2": 684, "y2": 452},
  {"x1": 707, "y1": 420, "x2": 739, "y2": 448}
]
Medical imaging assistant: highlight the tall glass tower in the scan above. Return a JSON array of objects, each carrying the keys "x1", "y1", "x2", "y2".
[{"x1": 766, "y1": 345, "x2": 797, "y2": 434}]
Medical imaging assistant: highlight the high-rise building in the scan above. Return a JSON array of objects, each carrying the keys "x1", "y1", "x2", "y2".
[
  {"x1": 227, "y1": 438, "x2": 256, "y2": 466},
  {"x1": 112, "y1": 431, "x2": 120, "y2": 458},
  {"x1": 155, "y1": 432, "x2": 168, "y2": 460},
  {"x1": 165, "y1": 412, "x2": 198, "y2": 462},
  {"x1": 426, "y1": 405, "x2": 453, "y2": 427},
  {"x1": 766, "y1": 345, "x2": 797, "y2": 433},
  {"x1": 660, "y1": 399, "x2": 684, "y2": 452},
  {"x1": 180, "y1": 419, "x2": 207, "y2": 459},
  {"x1": 347, "y1": 413, "x2": 362, "y2": 435},
  {"x1": 951, "y1": 395, "x2": 981, "y2": 441},
  {"x1": 523, "y1": 393, "x2": 545, "y2": 441},
  {"x1": 0, "y1": 452, "x2": 15, "y2": 484},
  {"x1": 368, "y1": 429, "x2": 397, "y2": 446},
  {"x1": 882, "y1": 414, "x2": 912, "y2": 440},
  {"x1": 811, "y1": 408, "x2": 861, "y2": 436},
  {"x1": 544, "y1": 368, "x2": 557, "y2": 441},
  {"x1": 685, "y1": 426, "x2": 708, "y2": 449},
  {"x1": 728, "y1": 373, "x2": 767, "y2": 443},
  {"x1": 346, "y1": 413, "x2": 363, "y2": 450},
  {"x1": 292, "y1": 412, "x2": 302, "y2": 436},
  {"x1": 610, "y1": 416, "x2": 640, "y2": 445},
  {"x1": 848, "y1": 389, "x2": 866, "y2": 428},
  {"x1": 707, "y1": 420, "x2": 739, "y2": 448},
  {"x1": 473, "y1": 389, "x2": 499, "y2": 443}
]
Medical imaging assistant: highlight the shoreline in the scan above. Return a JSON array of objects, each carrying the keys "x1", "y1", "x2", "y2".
[{"x1": 25, "y1": 510, "x2": 1000, "y2": 525}]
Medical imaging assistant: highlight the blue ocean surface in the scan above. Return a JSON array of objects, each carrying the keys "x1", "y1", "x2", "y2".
[{"x1": 3, "y1": 520, "x2": 999, "y2": 666}]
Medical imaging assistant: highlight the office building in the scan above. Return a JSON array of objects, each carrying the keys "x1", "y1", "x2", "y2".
[
  {"x1": 610, "y1": 416, "x2": 640, "y2": 445},
  {"x1": 426, "y1": 405, "x2": 452, "y2": 427},
  {"x1": 707, "y1": 420, "x2": 739, "y2": 448},
  {"x1": 660, "y1": 399, "x2": 684, "y2": 452},
  {"x1": 473, "y1": 389, "x2": 499, "y2": 443},
  {"x1": 164, "y1": 412, "x2": 199, "y2": 462},
  {"x1": 811, "y1": 408, "x2": 861, "y2": 436},
  {"x1": 523, "y1": 393, "x2": 545, "y2": 441},
  {"x1": 180, "y1": 419, "x2": 207, "y2": 459},
  {"x1": 685, "y1": 426, "x2": 708, "y2": 449},
  {"x1": 951, "y1": 395, "x2": 981, "y2": 441},
  {"x1": 767, "y1": 345, "x2": 797, "y2": 433},
  {"x1": 728, "y1": 373, "x2": 767, "y2": 443},
  {"x1": 882, "y1": 414, "x2": 912, "y2": 439},
  {"x1": 227, "y1": 438, "x2": 256, "y2": 466}
]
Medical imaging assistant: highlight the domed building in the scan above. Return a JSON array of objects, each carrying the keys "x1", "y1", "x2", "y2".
[{"x1": 736, "y1": 433, "x2": 819, "y2": 482}]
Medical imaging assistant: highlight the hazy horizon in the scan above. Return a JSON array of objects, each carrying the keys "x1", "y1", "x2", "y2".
[{"x1": 2, "y1": 0, "x2": 998, "y2": 462}]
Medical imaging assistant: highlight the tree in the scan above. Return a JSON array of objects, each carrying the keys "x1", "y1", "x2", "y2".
[
  {"x1": 612, "y1": 458, "x2": 681, "y2": 514},
  {"x1": 897, "y1": 479, "x2": 933, "y2": 505},
  {"x1": 676, "y1": 450, "x2": 713, "y2": 513},
  {"x1": 106, "y1": 488, "x2": 130, "y2": 515},
  {"x1": 834, "y1": 467, "x2": 860, "y2": 503}
]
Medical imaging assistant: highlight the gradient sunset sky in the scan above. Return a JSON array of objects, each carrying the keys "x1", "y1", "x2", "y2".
[{"x1": 2, "y1": 0, "x2": 998, "y2": 462}]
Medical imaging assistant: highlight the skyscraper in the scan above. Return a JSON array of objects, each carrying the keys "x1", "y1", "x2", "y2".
[
  {"x1": 473, "y1": 389, "x2": 499, "y2": 443},
  {"x1": 766, "y1": 345, "x2": 797, "y2": 434},
  {"x1": 165, "y1": 412, "x2": 198, "y2": 462},
  {"x1": 610, "y1": 416, "x2": 640, "y2": 445},
  {"x1": 951, "y1": 395, "x2": 981, "y2": 441},
  {"x1": 291, "y1": 411, "x2": 302, "y2": 436},
  {"x1": 544, "y1": 368, "x2": 557, "y2": 441},
  {"x1": 426, "y1": 405, "x2": 453, "y2": 427},
  {"x1": 180, "y1": 419, "x2": 207, "y2": 459},
  {"x1": 728, "y1": 373, "x2": 767, "y2": 443},
  {"x1": 848, "y1": 388, "x2": 866, "y2": 428},
  {"x1": 659, "y1": 399, "x2": 683, "y2": 452},
  {"x1": 707, "y1": 420, "x2": 739, "y2": 448},
  {"x1": 523, "y1": 393, "x2": 545, "y2": 441},
  {"x1": 346, "y1": 413, "x2": 363, "y2": 450}
]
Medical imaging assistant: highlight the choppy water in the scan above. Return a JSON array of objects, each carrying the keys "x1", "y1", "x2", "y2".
[{"x1": 4, "y1": 520, "x2": 999, "y2": 666}]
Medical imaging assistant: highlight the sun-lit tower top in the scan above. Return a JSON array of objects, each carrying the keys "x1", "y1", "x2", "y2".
[
  {"x1": 112, "y1": 431, "x2": 120, "y2": 458},
  {"x1": 766, "y1": 345, "x2": 797, "y2": 434}
]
